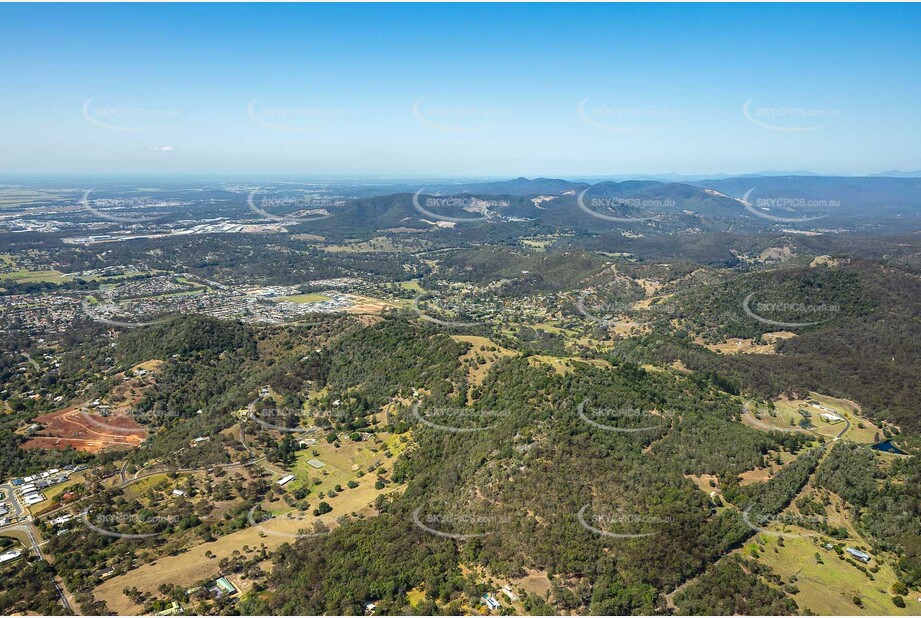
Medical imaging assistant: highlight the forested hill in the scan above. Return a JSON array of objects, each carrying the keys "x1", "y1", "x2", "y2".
[{"x1": 240, "y1": 323, "x2": 828, "y2": 615}]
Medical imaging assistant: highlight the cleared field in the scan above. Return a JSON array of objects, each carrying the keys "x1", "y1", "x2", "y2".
[
  {"x1": 0, "y1": 189, "x2": 70, "y2": 206},
  {"x1": 528, "y1": 355, "x2": 610, "y2": 375},
  {"x1": 701, "y1": 332, "x2": 796, "y2": 356},
  {"x1": 685, "y1": 473, "x2": 721, "y2": 497},
  {"x1": 745, "y1": 534, "x2": 919, "y2": 615},
  {"x1": 738, "y1": 449, "x2": 799, "y2": 486},
  {"x1": 0, "y1": 530, "x2": 31, "y2": 549},
  {"x1": 275, "y1": 293, "x2": 332, "y2": 304},
  {"x1": 289, "y1": 234, "x2": 325, "y2": 242},
  {"x1": 23, "y1": 407, "x2": 146, "y2": 453},
  {"x1": 29, "y1": 472, "x2": 86, "y2": 515},
  {"x1": 451, "y1": 335, "x2": 515, "y2": 394},
  {"x1": 399, "y1": 280, "x2": 424, "y2": 293},
  {"x1": 289, "y1": 431, "x2": 408, "y2": 497},
  {"x1": 343, "y1": 293, "x2": 399, "y2": 314},
  {"x1": 324, "y1": 237, "x2": 403, "y2": 253},
  {"x1": 770, "y1": 393, "x2": 881, "y2": 443},
  {"x1": 94, "y1": 448, "x2": 407, "y2": 615},
  {"x1": 1, "y1": 268, "x2": 67, "y2": 283}
]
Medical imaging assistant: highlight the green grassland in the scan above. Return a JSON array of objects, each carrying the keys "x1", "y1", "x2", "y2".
[
  {"x1": 288, "y1": 431, "x2": 408, "y2": 497},
  {"x1": 745, "y1": 533, "x2": 918, "y2": 615},
  {"x1": 399, "y1": 280, "x2": 424, "y2": 293},
  {"x1": 756, "y1": 393, "x2": 882, "y2": 444},
  {"x1": 1, "y1": 268, "x2": 67, "y2": 284}
]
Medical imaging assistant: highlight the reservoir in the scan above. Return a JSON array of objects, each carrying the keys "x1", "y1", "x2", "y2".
[{"x1": 871, "y1": 440, "x2": 906, "y2": 455}]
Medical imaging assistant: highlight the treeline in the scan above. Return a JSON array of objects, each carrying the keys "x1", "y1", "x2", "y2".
[
  {"x1": 815, "y1": 442, "x2": 921, "y2": 588},
  {"x1": 674, "y1": 556, "x2": 797, "y2": 615},
  {"x1": 246, "y1": 339, "x2": 821, "y2": 614}
]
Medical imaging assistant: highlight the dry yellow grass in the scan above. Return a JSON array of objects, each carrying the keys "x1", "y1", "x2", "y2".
[
  {"x1": 527, "y1": 355, "x2": 610, "y2": 375},
  {"x1": 95, "y1": 426, "x2": 411, "y2": 614},
  {"x1": 95, "y1": 478, "x2": 406, "y2": 615},
  {"x1": 343, "y1": 294, "x2": 399, "y2": 314},
  {"x1": 702, "y1": 331, "x2": 796, "y2": 355},
  {"x1": 684, "y1": 474, "x2": 721, "y2": 496},
  {"x1": 451, "y1": 336, "x2": 515, "y2": 400}
]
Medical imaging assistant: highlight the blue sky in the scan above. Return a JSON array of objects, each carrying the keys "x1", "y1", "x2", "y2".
[{"x1": 1, "y1": 3, "x2": 919, "y2": 178}]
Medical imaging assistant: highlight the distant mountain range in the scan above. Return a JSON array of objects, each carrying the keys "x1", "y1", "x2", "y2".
[{"x1": 298, "y1": 174, "x2": 920, "y2": 238}]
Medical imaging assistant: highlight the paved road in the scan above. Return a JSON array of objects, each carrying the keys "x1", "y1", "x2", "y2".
[
  {"x1": 4, "y1": 522, "x2": 45, "y2": 560},
  {"x1": 834, "y1": 416, "x2": 851, "y2": 440},
  {"x1": 51, "y1": 576, "x2": 74, "y2": 614},
  {"x1": 0, "y1": 481, "x2": 26, "y2": 520}
]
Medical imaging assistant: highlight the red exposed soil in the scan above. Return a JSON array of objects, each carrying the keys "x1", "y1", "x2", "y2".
[{"x1": 22, "y1": 407, "x2": 147, "y2": 453}]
